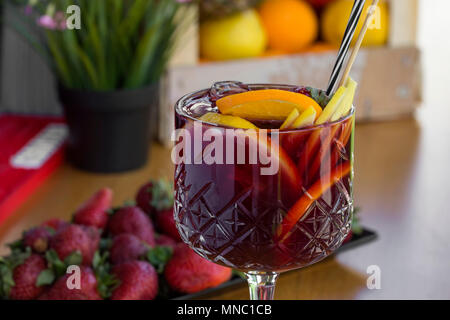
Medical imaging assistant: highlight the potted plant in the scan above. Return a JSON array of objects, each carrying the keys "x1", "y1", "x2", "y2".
[{"x1": 7, "y1": 0, "x2": 192, "y2": 173}]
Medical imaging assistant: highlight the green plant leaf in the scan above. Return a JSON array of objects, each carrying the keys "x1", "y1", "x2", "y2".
[
  {"x1": 7, "y1": 0, "x2": 190, "y2": 90},
  {"x1": 46, "y1": 31, "x2": 73, "y2": 87}
]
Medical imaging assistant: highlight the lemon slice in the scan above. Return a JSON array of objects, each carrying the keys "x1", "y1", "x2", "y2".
[
  {"x1": 199, "y1": 112, "x2": 257, "y2": 129},
  {"x1": 292, "y1": 106, "x2": 317, "y2": 129},
  {"x1": 280, "y1": 109, "x2": 300, "y2": 129}
]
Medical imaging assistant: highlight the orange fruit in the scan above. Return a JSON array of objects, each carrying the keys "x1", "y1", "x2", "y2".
[
  {"x1": 216, "y1": 89, "x2": 322, "y2": 120},
  {"x1": 262, "y1": 48, "x2": 289, "y2": 58},
  {"x1": 259, "y1": 0, "x2": 318, "y2": 53},
  {"x1": 303, "y1": 42, "x2": 338, "y2": 53}
]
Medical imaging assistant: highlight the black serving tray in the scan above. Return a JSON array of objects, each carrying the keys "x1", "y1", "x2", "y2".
[{"x1": 173, "y1": 227, "x2": 378, "y2": 300}]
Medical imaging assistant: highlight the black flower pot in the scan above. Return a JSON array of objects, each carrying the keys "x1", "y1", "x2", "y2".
[{"x1": 58, "y1": 83, "x2": 158, "y2": 173}]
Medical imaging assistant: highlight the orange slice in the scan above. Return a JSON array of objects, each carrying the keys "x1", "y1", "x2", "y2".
[
  {"x1": 277, "y1": 161, "x2": 351, "y2": 242},
  {"x1": 217, "y1": 89, "x2": 322, "y2": 121}
]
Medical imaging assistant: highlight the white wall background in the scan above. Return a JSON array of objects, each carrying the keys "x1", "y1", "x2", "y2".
[{"x1": 417, "y1": 0, "x2": 450, "y2": 107}]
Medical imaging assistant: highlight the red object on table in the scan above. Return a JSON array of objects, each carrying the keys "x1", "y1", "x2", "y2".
[{"x1": 0, "y1": 115, "x2": 67, "y2": 225}]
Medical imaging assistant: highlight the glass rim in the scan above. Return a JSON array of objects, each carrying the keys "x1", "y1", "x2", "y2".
[{"x1": 175, "y1": 84, "x2": 356, "y2": 134}]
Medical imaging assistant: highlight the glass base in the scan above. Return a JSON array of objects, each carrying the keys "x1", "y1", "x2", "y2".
[{"x1": 245, "y1": 271, "x2": 279, "y2": 300}]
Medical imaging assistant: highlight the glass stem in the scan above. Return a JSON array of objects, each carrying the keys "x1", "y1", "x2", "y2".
[{"x1": 245, "y1": 272, "x2": 279, "y2": 300}]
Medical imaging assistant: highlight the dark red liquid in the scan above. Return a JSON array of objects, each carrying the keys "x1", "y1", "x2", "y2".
[{"x1": 174, "y1": 84, "x2": 353, "y2": 272}]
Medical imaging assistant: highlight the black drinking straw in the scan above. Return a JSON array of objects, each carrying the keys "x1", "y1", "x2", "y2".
[{"x1": 326, "y1": 0, "x2": 366, "y2": 96}]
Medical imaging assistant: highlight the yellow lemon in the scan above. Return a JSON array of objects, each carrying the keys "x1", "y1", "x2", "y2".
[
  {"x1": 322, "y1": 0, "x2": 389, "y2": 47},
  {"x1": 200, "y1": 9, "x2": 267, "y2": 61}
]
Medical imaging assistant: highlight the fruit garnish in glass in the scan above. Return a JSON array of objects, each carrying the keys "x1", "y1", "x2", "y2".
[{"x1": 173, "y1": 79, "x2": 357, "y2": 300}]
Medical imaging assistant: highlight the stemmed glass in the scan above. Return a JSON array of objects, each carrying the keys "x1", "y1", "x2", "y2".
[{"x1": 173, "y1": 83, "x2": 354, "y2": 300}]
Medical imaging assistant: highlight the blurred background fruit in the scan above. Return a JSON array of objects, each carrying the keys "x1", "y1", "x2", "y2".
[
  {"x1": 322, "y1": 0, "x2": 389, "y2": 47},
  {"x1": 305, "y1": 0, "x2": 336, "y2": 9},
  {"x1": 200, "y1": 9, "x2": 267, "y2": 61},
  {"x1": 200, "y1": 0, "x2": 263, "y2": 20},
  {"x1": 259, "y1": 0, "x2": 318, "y2": 53},
  {"x1": 304, "y1": 42, "x2": 338, "y2": 53}
]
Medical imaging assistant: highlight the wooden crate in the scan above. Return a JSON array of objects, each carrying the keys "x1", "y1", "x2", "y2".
[{"x1": 159, "y1": 0, "x2": 421, "y2": 145}]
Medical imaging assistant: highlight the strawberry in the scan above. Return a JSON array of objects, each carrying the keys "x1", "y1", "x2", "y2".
[
  {"x1": 8, "y1": 254, "x2": 47, "y2": 300},
  {"x1": 23, "y1": 226, "x2": 53, "y2": 253},
  {"x1": 155, "y1": 208, "x2": 181, "y2": 241},
  {"x1": 73, "y1": 188, "x2": 113, "y2": 229},
  {"x1": 49, "y1": 225, "x2": 100, "y2": 265},
  {"x1": 111, "y1": 261, "x2": 158, "y2": 300},
  {"x1": 155, "y1": 234, "x2": 177, "y2": 249},
  {"x1": 136, "y1": 182, "x2": 155, "y2": 215},
  {"x1": 108, "y1": 206, "x2": 155, "y2": 246},
  {"x1": 39, "y1": 266, "x2": 101, "y2": 300},
  {"x1": 41, "y1": 218, "x2": 69, "y2": 231},
  {"x1": 110, "y1": 234, "x2": 148, "y2": 265},
  {"x1": 343, "y1": 230, "x2": 353, "y2": 244},
  {"x1": 136, "y1": 179, "x2": 174, "y2": 216},
  {"x1": 164, "y1": 243, "x2": 232, "y2": 294}
]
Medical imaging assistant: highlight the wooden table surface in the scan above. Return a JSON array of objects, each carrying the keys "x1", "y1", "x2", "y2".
[{"x1": 1, "y1": 108, "x2": 450, "y2": 299}]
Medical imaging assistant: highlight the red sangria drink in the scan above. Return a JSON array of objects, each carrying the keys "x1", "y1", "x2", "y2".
[{"x1": 173, "y1": 81, "x2": 356, "y2": 300}]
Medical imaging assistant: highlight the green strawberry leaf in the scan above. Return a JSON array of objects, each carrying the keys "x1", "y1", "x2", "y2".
[
  {"x1": 0, "y1": 264, "x2": 14, "y2": 298},
  {"x1": 0, "y1": 247, "x2": 31, "y2": 298},
  {"x1": 150, "y1": 179, "x2": 174, "y2": 211},
  {"x1": 36, "y1": 269, "x2": 55, "y2": 287},
  {"x1": 99, "y1": 238, "x2": 113, "y2": 251},
  {"x1": 97, "y1": 273, "x2": 120, "y2": 299},
  {"x1": 44, "y1": 227, "x2": 56, "y2": 236},
  {"x1": 45, "y1": 249, "x2": 66, "y2": 277},
  {"x1": 7, "y1": 239, "x2": 24, "y2": 252},
  {"x1": 352, "y1": 207, "x2": 364, "y2": 235},
  {"x1": 64, "y1": 251, "x2": 83, "y2": 266},
  {"x1": 123, "y1": 200, "x2": 137, "y2": 207},
  {"x1": 106, "y1": 208, "x2": 117, "y2": 216},
  {"x1": 92, "y1": 251, "x2": 119, "y2": 299},
  {"x1": 92, "y1": 251, "x2": 103, "y2": 270},
  {"x1": 146, "y1": 246, "x2": 173, "y2": 274}
]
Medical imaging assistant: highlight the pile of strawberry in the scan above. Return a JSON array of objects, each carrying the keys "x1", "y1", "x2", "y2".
[{"x1": 0, "y1": 180, "x2": 232, "y2": 300}]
